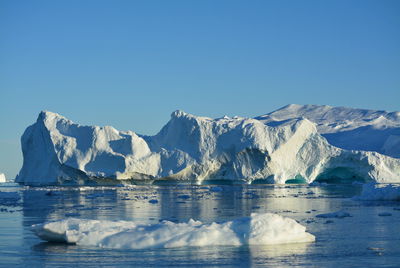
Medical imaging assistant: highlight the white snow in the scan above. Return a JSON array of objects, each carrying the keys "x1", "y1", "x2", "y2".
[
  {"x1": 16, "y1": 107, "x2": 400, "y2": 185},
  {"x1": 0, "y1": 173, "x2": 6, "y2": 183},
  {"x1": 256, "y1": 104, "x2": 400, "y2": 158},
  {"x1": 353, "y1": 183, "x2": 400, "y2": 201},
  {"x1": 31, "y1": 213, "x2": 315, "y2": 249}
]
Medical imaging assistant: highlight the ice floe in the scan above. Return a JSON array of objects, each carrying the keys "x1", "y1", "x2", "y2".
[
  {"x1": 32, "y1": 213, "x2": 315, "y2": 249},
  {"x1": 0, "y1": 173, "x2": 6, "y2": 183}
]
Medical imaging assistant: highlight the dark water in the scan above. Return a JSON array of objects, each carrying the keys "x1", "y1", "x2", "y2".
[{"x1": 0, "y1": 183, "x2": 399, "y2": 267}]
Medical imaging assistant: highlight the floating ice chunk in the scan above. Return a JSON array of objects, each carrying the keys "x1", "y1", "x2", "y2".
[
  {"x1": 210, "y1": 186, "x2": 223, "y2": 192},
  {"x1": 32, "y1": 213, "x2": 315, "y2": 249},
  {"x1": 316, "y1": 210, "x2": 351, "y2": 218},
  {"x1": 177, "y1": 194, "x2": 190, "y2": 199},
  {"x1": 378, "y1": 212, "x2": 392, "y2": 217},
  {"x1": 0, "y1": 173, "x2": 6, "y2": 183},
  {"x1": 353, "y1": 183, "x2": 400, "y2": 201}
]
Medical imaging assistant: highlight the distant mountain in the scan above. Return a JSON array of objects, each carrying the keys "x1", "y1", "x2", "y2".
[
  {"x1": 16, "y1": 106, "x2": 400, "y2": 185},
  {"x1": 256, "y1": 104, "x2": 400, "y2": 158}
]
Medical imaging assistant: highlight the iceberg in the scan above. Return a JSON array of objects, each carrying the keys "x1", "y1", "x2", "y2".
[
  {"x1": 256, "y1": 104, "x2": 400, "y2": 158},
  {"x1": 31, "y1": 213, "x2": 315, "y2": 249},
  {"x1": 16, "y1": 106, "x2": 400, "y2": 185},
  {"x1": 0, "y1": 173, "x2": 6, "y2": 183}
]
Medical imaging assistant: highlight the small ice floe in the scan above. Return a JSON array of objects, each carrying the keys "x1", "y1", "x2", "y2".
[
  {"x1": 367, "y1": 247, "x2": 384, "y2": 251},
  {"x1": 378, "y1": 212, "x2": 392, "y2": 217},
  {"x1": 0, "y1": 173, "x2": 6, "y2": 183},
  {"x1": 316, "y1": 210, "x2": 351, "y2": 219},
  {"x1": 177, "y1": 194, "x2": 190, "y2": 200},
  {"x1": 32, "y1": 213, "x2": 315, "y2": 249},
  {"x1": 367, "y1": 247, "x2": 385, "y2": 256},
  {"x1": 210, "y1": 186, "x2": 223, "y2": 192},
  {"x1": 353, "y1": 183, "x2": 400, "y2": 201}
]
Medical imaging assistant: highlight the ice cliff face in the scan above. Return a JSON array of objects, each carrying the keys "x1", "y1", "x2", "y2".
[{"x1": 16, "y1": 106, "x2": 400, "y2": 185}]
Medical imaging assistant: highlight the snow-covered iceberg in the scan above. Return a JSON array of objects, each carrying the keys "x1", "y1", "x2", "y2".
[
  {"x1": 16, "y1": 106, "x2": 400, "y2": 185},
  {"x1": 32, "y1": 213, "x2": 315, "y2": 249}
]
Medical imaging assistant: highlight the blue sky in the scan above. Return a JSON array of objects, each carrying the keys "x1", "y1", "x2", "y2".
[{"x1": 1, "y1": 0, "x2": 399, "y2": 178}]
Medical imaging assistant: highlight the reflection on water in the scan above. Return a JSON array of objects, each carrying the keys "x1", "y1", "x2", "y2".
[
  {"x1": 0, "y1": 184, "x2": 399, "y2": 266},
  {"x1": 21, "y1": 185, "x2": 353, "y2": 224}
]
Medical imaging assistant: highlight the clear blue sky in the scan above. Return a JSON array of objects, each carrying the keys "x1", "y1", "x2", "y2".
[{"x1": 1, "y1": 0, "x2": 399, "y2": 179}]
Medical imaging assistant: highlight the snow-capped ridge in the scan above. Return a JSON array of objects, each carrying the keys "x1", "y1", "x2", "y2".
[{"x1": 171, "y1": 110, "x2": 188, "y2": 118}]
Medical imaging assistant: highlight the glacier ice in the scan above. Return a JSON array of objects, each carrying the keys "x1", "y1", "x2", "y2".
[
  {"x1": 256, "y1": 104, "x2": 400, "y2": 158},
  {"x1": 31, "y1": 213, "x2": 315, "y2": 249},
  {"x1": 16, "y1": 106, "x2": 400, "y2": 185}
]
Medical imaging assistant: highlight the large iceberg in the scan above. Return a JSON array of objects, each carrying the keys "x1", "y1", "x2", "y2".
[
  {"x1": 16, "y1": 106, "x2": 400, "y2": 185},
  {"x1": 32, "y1": 213, "x2": 315, "y2": 249}
]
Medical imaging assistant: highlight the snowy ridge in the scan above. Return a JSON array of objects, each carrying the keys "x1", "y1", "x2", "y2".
[
  {"x1": 256, "y1": 104, "x2": 400, "y2": 158},
  {"x1": 32, "y1": 213, "x2": 315, "y2": 248},
  {"x1": 16, "y1": 107, "x2": 400, "y2": 185}
]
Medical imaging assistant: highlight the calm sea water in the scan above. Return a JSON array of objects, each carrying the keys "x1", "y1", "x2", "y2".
[{"x1": 0, "y1": 183, "x2": 399, "y2": 267}]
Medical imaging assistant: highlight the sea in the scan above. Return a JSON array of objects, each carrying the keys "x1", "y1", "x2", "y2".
[{"x1": 0, "y1": 183, "x2": 399, "y2": 267}]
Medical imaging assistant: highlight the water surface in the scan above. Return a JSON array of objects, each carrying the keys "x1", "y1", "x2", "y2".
[{"x1": 1, "y1": 183, "x2": 399, "y2": 267}]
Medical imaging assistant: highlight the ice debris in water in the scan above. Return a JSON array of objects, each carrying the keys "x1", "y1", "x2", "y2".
[
  {"x1": 210, "y1": 186, "x2": 223, "y2": 192},
  {"x1": 316, "y1": 210, "x2": 351, "y2": 219},
  {"x1": 0, "y1": 173, "x2": 6, "y2": 183},
  {"x1": 32, "y1": 213, "x2": 315, "y2": 249},
  {"x1": 353, "y1": 183, "x2": 400, "y2": 201},
  {"x1": 378, "y1": 212, "x2": 392, "y2": 217}
]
